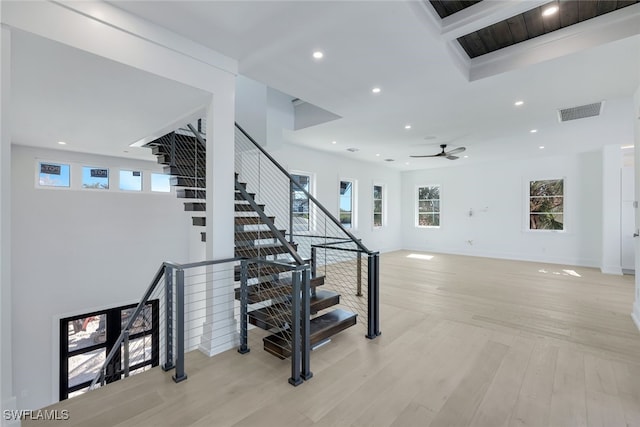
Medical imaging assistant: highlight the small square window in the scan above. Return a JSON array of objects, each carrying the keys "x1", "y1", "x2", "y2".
[
  {"x1": 82, "y1": 167, "x2": 109, "y2": 190},
  {"x1": 119, "y1": 170, "x2": 142, "y2": 192},
  {"x1": 151, "y1": 173, "x2": 171, "y2": 193},
  {"x1": 39, "y1": 162, "x2": 70, "y2": 187}
]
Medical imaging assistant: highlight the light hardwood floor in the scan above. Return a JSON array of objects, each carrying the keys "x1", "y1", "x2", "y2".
[{"x1": 28, "y1": 251, "x2": 640, "y2": 427}]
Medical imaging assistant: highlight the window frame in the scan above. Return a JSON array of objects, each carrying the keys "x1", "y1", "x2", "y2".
[
  {"x1": 36, "y1": 161, "x2": 71, "y2": 189},
  {"x1": 525, "y1": 177, "x2": 566, "y2": 233},
  {"x1": 339, "y1": 178, "x2": 357, "y2": 230},
  {"x1": 416, "y1": 184, "x2": 441, "y2": 228},
  {"x1": 290, "y1": 170, "x2": 315, "y2": 233},
  {"x1": 372, "y1": 183, "x2": 385, "y2": 229}
]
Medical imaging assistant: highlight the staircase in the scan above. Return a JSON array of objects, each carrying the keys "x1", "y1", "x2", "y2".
[{"x1": 145, "y1": 123, "x2": 358, "y2": 359}]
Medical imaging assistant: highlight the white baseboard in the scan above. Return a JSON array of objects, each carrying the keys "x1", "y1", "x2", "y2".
[{"x1": 601, "y1": 265, "x2": 623, "y2": 275}]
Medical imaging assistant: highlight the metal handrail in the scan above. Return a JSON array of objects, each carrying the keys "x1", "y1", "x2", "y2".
[
  {"x1": 235, "y1": 123, "x2": 372, "y2": 254},
  {"x1": 235, "y1": 178, "x2": 305, "y2": 265},
  {"x1": 89, "y1": 263, "x2": 166, "y2": 389}
]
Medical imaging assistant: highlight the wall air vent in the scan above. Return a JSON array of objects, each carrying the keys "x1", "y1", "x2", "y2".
[
  {"x1": 346, "y1": 147, "x2": 359, "y2": 152},
  {"x1": 558, "y1": 102, "x2": 603, "y2": 122}
]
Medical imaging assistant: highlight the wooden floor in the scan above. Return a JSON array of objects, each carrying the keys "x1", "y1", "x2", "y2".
[{"x1": 29, "y1": 251, "x2": 640, "y2": 427}]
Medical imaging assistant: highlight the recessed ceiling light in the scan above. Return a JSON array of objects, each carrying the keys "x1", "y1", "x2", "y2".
[
  {"x1": 463, "y1": 155, "x2": 468, "y2": 158},
  {"x1": 542, "y1": 5, "x2": 559, "y2": 17},
  {"x1": 376, "y1": 153, "x2": 381, "y2": 157},
  {"x1": 372, "y1": 87, "x2": 381, "y2": 94},
  {"x1": 539, "y1": 146, "x2": 545, "y2": 149},
  {"x1": 404, "y1": 124, "x2": 412, "y2": 130},
  {"x1": 514, "y1": 100, "x2": 524, "y2": 106},
  {"x1": 57, "y1": 141, "x2": 67, "y2": 145},
  {"x1": 530, "y1": 129, "x2": 538, "y2": 133},
  {"x1": 621, "y1": 145, "x2": 634, "y2": 149},
  {"x1": 331, "y1": 140, "x2": 337, "y2": 145},
  {"x1": 312, "y1": 51, "x2": 324, "y2": 59},
  {"x1": 405, "y1": 162, "x2": 410, "y2": 165}
]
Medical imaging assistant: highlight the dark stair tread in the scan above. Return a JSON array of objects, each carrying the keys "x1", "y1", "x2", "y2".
[
  {"x1": 156, "y1": 154, "x2": 206, "y2": 167},
  {"x1": 185, "y1": 202, "x2": 206, "y2": 212},
  {"x1": 171, "y1": 176, "x2": 206, "y2": 188},
  {"x1": 247, "y1": 290, "x2": 340, "y2": 330},
  {"x1": 163, "y1": 165, "x2": 206, "y2": 177},
  {"x1": 234, "y1": 275, "x2": 325, "y2": 301},
  {"x1": 192, "y1": 217, "x2": 206, "y2": 226},
  {"x1": 263, "y1": 309, "x2": 357, "y2": 359},
  {"x1": 235, "y1": 192, "x2": 255, "y2": 201},
  {"x1": 177, "y1": 189, "x2": 206, "y2": 199},
  {"x1": 235, "y1": 229, "x2": 286, "y2": 243},
  {"x1": 234, "y1": 243, "x2": 296, "y2": 258},
  {"x1": 235, "y1": 216, "x2": 275, "y2": 225},
  {"x1": 235, "y1": 203, "x2": 265, "y2": 212}
]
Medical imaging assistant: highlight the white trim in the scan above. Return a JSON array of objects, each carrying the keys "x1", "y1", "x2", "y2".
[
  {"x1": 415, "y1": 184, "x2": 441, "y2": 229},
  {"x1": 632, "y1": 301, "x2": 640, "y2": 332},
  {"x1": 523, "y1": 176, "x2": 566, "y2": 233},
  {"x1": 440, "y1": 0, "x2": 549, "y2": 41},
  {"x1": 600, "y1": 265, "x2": 623, "y2": 275},
  {"x1": 372, "y1": 182, "x2": 385, "y2": 230},
  {"x1": 468, "y1": 4, "x2": 640, "y2": 81},
  {"x1": 338, "y1": 177, "x2": 357, "y2": 231}
]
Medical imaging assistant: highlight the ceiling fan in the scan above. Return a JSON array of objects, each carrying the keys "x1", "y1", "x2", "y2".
[{"x1": 410, "y1": 144, "x2": 466, "y2": 160}]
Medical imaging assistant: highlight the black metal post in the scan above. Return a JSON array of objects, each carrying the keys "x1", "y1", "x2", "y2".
[
  {"x1": 289, "y1": 180, "x2": 294, "y2": 244},
  {"x1": 365, "y1": 253, "x2": 381, "y2": 339},
  {"x1": 356, "y1": 252, "x2": 362, "y2": 296},
  {"x1": 172, "y1": 268, "x2": 187, "y2": 383},
  {"x1": 238, "y1": 260, "x2": 250, "y2": 354},
  {"x1": 310, "y1": 247, "x2": 317, "y2": 298},
  {"x1": 288, "y1": 269, "x2": 302, "y2": 386},
  {"x1": 373, "y1": 253, "x2": 381, "y2": 337},
  {"x1": 301, "y1": 267, "x2": 312, "y2": 381},
  {"x1": 162, "y1": 266, "x2": 174, "y2": 371}
]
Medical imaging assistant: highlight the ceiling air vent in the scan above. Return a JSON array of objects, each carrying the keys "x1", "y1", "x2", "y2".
[
  {"x1": 346, "y1": 147, "x2": 359, "y2": 152},
  {"x1": 558, "y1": 102, "x2": 603, "y2": 122},
  {"x1": 384, "y1": 158, "x2": 395, "y2": 162}
]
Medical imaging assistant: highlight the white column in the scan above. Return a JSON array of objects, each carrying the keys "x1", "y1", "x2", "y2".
[
  {"x1": 601, "y1": 144, "x2": 623, "y2": 275},
  {"x1": 0, "y1": 25, "x2": 17, "y2": 426},
  {"x1": 199, "y1": 82, "x2": 238, "y2": 356},
  {"x1": 633, "y1": 85, "x2": 640, "y2": 331}
]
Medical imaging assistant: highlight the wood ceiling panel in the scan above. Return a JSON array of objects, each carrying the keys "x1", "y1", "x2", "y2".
[
  {"x1": 506, "y1": 15, "x2": 529, "y2": 44},
  {"x1": 457, "y1": 0, "x2": 639, "y2": 59},
  {"x1": 559, "y1": 1, "x2": 580, "y2": 27},
  {"x1": 578, "y1": 1, "x2": 599, "y2": 21},
  {"x1": 429, "y1": 0, "x2": 483, "y2": 19}
]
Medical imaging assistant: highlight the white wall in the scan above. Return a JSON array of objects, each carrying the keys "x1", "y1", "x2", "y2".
[
  {"x1": 602, "y1": 145, "x2": 623, "y2": 274},
  {"x1": 11, "y1": 145, "x2": 191, "y2": 410},
  {"x1": 270, "y1": 143, "x2": 403, "y2": 254},
  {"x1": 633, "y1": 84, "x2": 640, "y2": 331},
  {"x1": 401, "y1": 152, "x2": 603, "y2": 267}
]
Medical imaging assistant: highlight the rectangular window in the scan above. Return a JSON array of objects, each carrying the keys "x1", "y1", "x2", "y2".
[
  {"x1": 373, "y1": 185, "x2": 383, "y2": 228},
  {"x1": 39, "y1": 162, "x2": 70, "y2": 187},
  {"x1": 292, "y1": 174, "x2": 310, "y2": 231},
  {"x1": 151, "y1": 173, "x2": 171, "y2": 193},
  {"x1": 82, "y1": 167, "x2": 109, "y2": 190},
  {"x1": 119, "y1": 170, "x2": 142, "y2": 192},
  {"x1": 340, "y1": 180, "x2": 354, "y2": 228},
  {"x1": 417, "y1": 185, "x2": 440, "y2": 227},
  {"x1": 529, "y1": 179, "x2": 564, "y2": 230}
]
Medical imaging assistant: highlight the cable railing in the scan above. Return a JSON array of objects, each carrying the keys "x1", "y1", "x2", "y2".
[
  {"x1": 88, "y1": 257, "x2": 313, "y2": 391},
  {"x1": 234, "y1": 123, "x2": 381, "y2": 339}
]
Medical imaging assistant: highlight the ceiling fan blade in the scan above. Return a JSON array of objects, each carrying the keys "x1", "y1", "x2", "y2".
[
  {"x1": 409, "y1": 154, "x2": 440, "y2": 158},
  {"x1": 446, "y1": 146, "x2": 466, "y2": 155},
  {"x1": 446, "y1": 155, "x2": 459, "y2": 160}
]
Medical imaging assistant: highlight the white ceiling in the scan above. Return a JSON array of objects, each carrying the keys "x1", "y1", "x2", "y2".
[{"x1": 10, "y1": 1, "x2": 640, "y2": 168}]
